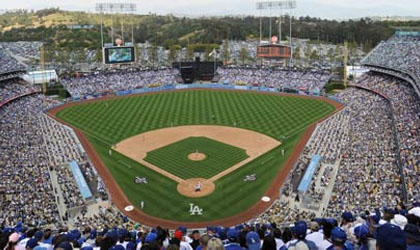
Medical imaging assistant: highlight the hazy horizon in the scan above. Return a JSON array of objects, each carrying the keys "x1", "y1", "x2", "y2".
[{"x1": 1, "y1": 0, "x2": 420, "y2": 20}]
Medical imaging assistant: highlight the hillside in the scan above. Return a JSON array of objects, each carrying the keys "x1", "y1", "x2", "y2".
[{"x1": 0, "y1": 8, "x2": 419, "y2": 50}]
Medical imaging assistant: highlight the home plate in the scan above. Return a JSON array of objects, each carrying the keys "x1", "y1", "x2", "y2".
[
  {"x1": 124, "y1": 205, "x2": 135, "y2": 212},
  {"x1": 261, "y1": 196, "x2": 271, "y2": 202}
]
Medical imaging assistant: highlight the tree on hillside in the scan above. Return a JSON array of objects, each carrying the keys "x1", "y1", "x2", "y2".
[
  {"x1": 186, "y1": 46, "x2": 194, "y2": 61},
  {"x1": 75, "y1": 49, "x2": 86, "y2": 64},
  {"x1": 204, "y1": 47, "x2": 213, "y2": 62},
  {"x1": 148, "y1": 44, "x2": 158, "y2": 67},
  {"x1": 310, "y1": 49, "x2": 320, "y2": 61},
  {"x1": 56, "y1": 48, "x2": 70, "y2": 65},
  {"x1": 362, "y1": 40, "x2": 373, "y2": 53},
  {"x1": 303, "y1": 45, "x2": 312, "y2": 66},
  {"x1": 239, "y1": 47, "x2": 249, "y2": 65},
  {"x1": 293, "y1": 46, "x2": 301, "y2": 61},
  {"x1": 335, "y1": 45, "x2": 343, "y2": 63},
  {"x1": 95, "y1": 48, "x2": 102, "y2": 63},
  {"x1": 169, "y1": 45, "x2": 181, "y2": 64},
  {"x1": 43, "y1": 48, "x2": 55, "y2": 65},
  {"x1": 222, "y1": 41, "x2": 230, "y2": 64},
  {"x1": 134, "y1": 43, "x2": 142, "y2": 64},
  {"x1": 349, "y1": 41, "x2": 358, "y2": 59},
  {"x1": 327, "y1": 48, "x2": 334, "y2": 59}
]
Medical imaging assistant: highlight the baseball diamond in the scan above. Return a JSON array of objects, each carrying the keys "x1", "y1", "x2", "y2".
[
  {"x1": 50, "y1": 89, "x2": 340, "y2": 226},
  {"x1": 113, "y1": 126, "x2": 281, "y2": 197},
  {"x1": 144, "y1": 136, "x2": 250, "y2": 180}
]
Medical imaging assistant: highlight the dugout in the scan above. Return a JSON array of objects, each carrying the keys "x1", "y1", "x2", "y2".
[{"x1": 297, "y1": 155, "x2": 322, "y2": 194}]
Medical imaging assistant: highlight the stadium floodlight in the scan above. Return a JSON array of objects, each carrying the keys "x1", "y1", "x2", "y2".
[
  {"x1": 95, "y1": 2, "x2": 138, "y2": 51},
  {"x1": 256, "y1": 0, "x2": 296, "y2": 10},
  {"x1": 95, "y1": 3, "x2": 137, "y2": 13},
  {"x1": 256, "y1": 0, "x2": 296, "y2": 67},
  {"x1": 256, "y1": 0, "x2": 296, "y2": 41}
]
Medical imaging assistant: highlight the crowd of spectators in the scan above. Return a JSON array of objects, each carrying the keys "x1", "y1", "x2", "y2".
[
  {"x1": 214, "y1": 67, "x2": 331, "y2": 92},
  {"x1": 327, "y1": 87, "x2": 403, "y2": 217},
  {"x1": 0, "y1": 49, "x2": 26, "y2": 74},
  {"x1": 0, "y1": 95, "x2": 61, "y2": 227},
  {"x1": 0, "y1": 80, "x2": 104, "y2": 226},
  {"x1": 61, "y1": 69, "x2": 179, "y2": 97},
  {"x1": 0, "y1": 42, "x2": 41, "y2": 67},
  {"x1": 307, "y1": 110, "x2": 350, "y2": 165},
  {"x1": 257, "y1": 108, "x2": 351, "y2": 225},
  {"x1": 257, "y1": 79, "x2": 413, "y2": 230},
  {"x1": 39, "y1": 114, "x2": 90, "y2": 210},
  {"x1": 0, "y1": 80, "x2": 40, "y2": 103},
  {"x1": 361, "y1": 34, "x2": 420, "y2": 81},
  {"x1": 353, "y1": 72, "x2": 420, "y2": 203},
  {"x1": 257, "y1": 198, "x2": 317, "y2": 226},
  {"x1": 73, "y1": 206, "x2": 132, "y2": 231},
  {"x1": 1, "y1": 206, "x2": 420, "y2": 250}
]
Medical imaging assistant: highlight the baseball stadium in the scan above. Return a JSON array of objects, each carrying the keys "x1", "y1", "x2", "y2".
[{"x1": 1, "y1": 1, "x2": 420, "y2": 250}]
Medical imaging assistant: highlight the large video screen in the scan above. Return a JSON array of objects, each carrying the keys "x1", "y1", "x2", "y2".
[{"x1": 103, "y1": 46, "x2": 135, "y2": 64}]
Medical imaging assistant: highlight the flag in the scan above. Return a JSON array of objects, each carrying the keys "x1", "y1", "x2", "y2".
[{"x1": 209, "y1": 49, "x2": 217, "y2": 57}]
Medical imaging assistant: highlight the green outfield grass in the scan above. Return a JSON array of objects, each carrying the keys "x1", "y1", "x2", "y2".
[
  {"x1": 145, "y1": 136, "x2": 249, "y2": 179},
  {"x1": 56, "y1": 90, "x2": 336, "y2": 222}
]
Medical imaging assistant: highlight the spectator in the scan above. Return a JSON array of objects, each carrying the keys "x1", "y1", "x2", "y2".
[
  {"x1": 327, "y1": 227, "x2": 351, "y2": 250},
  {"x1": 287, "y1": 221, "x2": 317, "y2": 250},
  {"x1": 404, "y1": 224, "x2": 420, "y2": 250},
  {"x1": 261, "y1": 236, "x2": 276, "y2": 250},
  {"x1": 376, "y1": 224, "x2": 406, "y2": 250},
  {"x1": 246, "y1": 232, "x2": 260, "y2": 250},
  {"x1": 224, "y1": 229, "x2": 241, "y2": 250},
  {"x1": 190, "y1": 231, "x2": 201, "y2": 250},
  {"x1": 199, "y1": 234, "x2": 211, "y2": 250},
  {"x1": 207, "y1": 238, "x2": 224, "y2": 250},
  {"x1": 353, "y1": 225, "x2": 369, "y2": 250},
  {"x1": 306, "y1": 222, "x2": 324, "y2": 249},
  {"x1": 272, "y1": 228, "x2": 286, "y2": 250}
]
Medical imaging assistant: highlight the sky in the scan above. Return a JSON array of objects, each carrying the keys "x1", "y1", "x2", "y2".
[{"x1": 1, "y1": 0, "x2": 420, "y2": 19}]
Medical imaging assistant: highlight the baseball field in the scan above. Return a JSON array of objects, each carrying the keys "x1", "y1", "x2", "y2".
[{"x1": 51, "y1": 89, "x2": 338, "y2": 226}]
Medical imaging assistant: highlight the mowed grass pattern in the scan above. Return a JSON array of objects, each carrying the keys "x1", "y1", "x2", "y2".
[
  {"x1": 57, "y1": 90, "x2": 336, "y2": 222},
  {"x1": 145, "y1": 137, "x2": 249, "y2": 179},
  {"x1": 57, "y1": 90, "x2": 335, "y2": 143}
]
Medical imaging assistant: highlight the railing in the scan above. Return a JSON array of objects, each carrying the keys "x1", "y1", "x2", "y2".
[
  {"x1": 0, "y1": 90, "x2": 41, "y2": 109},
  {"x1": 362, "y1": 64, "x2": 420, "y2": 99}
]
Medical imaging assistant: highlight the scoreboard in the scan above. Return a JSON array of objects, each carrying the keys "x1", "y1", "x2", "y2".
[
  {"x1": 257, "y1": 44, "x2": 291, "y2": 59},
  {"x1": 103, "y1": 46, "x2": 136, "y2": 64}
]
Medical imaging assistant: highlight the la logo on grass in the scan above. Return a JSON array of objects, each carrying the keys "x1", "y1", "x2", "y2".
[{"x1": 189, "y1": 203, "x2": 203, "y2": 215}]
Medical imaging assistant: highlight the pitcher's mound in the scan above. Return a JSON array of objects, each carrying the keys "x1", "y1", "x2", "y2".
[
  {"x1": 188, "y1": 152, "x2": 206, "y2": 161},
  {"x1": 177, "y1": 178, "x2": 215, "y2": 198}
]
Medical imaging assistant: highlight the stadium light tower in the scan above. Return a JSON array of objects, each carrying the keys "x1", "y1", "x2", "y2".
[
  {"x1": 95, "y1": 2, "x2": 137, "y2": 47},
  {"x1": 256, "y1": 0, "x2": 296, "y2": 66},
  {"x1": 256, "y1": 0, "x2": 296, "y2": 42}
]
